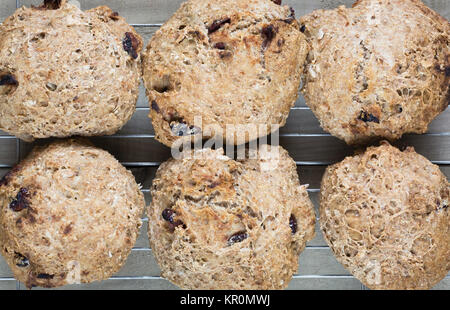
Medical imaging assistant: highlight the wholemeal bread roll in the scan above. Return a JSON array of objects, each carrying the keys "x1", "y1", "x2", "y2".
[
  {"x1": 300, "y1": 0, "x2": 449, "y2": 144},
  {"x1": 0, "y1": 139, "x2": 144, "y2": 288},
  {"x1": 320, "y1": 142, "x2": 449, "y2": 289},
  {"x1": 142, "y1": 0, "x2": 309, "y2": 147},
  {"x1": 0, "y1": 0, "x2": 142, "y2": 141},
  {"x1": 148, "y1": 146, "x2": 315, "y2": 289}
]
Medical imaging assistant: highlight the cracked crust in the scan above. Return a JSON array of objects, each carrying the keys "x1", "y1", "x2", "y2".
[
  {"x1": 320, "y1": 142, "x2": 449, "y2": 289},
  {"x1": 300, "y1": 0, "x2": 449, "y2": 145},
  {"x1": 0, "y1": 0, "x2": 143, "y2": 141},
  {"x1": 142, "y1": 0, "x2": 309, "y2": 147},
  {"x1": 0, "y1": 139, "x2": 144, "y2": 288},
  {"x1": 148, "y1": 145, "x2": 315, "y2": 289}
]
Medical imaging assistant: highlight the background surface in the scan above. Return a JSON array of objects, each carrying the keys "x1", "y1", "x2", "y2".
[{"x1": 0, "y1": 0, "x2": 448, "y2": 290}]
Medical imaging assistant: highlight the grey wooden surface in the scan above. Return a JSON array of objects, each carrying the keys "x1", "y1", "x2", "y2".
[{"x1": 0, "y1": 0, "x2": 449, "y2": 290}]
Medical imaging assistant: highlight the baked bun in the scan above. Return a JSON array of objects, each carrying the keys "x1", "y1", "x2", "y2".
[
  {"x1": 0, "y1": 139, "x2": 144, "y2": 288},
  {"x1": 300, "y1": 0, "x2": 449, "y2": 144},
  {"x1": 148, "y1": 145, "x2": 315, "y2": 289},
  {"x1": 320, "y1": 142, "x2": 449, "y2": 289},
  {"x1": 0, "y1": 0, "x2": 143, "y2": 141},
  {"x1": 142, "y1": 0, "x2": 309, "y2": 147}
]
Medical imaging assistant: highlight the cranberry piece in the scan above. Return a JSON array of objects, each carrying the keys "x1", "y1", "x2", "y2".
[
  {"x1": 33, "y1": 0, "x2": 62, "y2": 10},
  {"x1": 289, "y1": 214, "x2": 297, "y2": 234},
  {"x1": 14, "y1": 253, "x2": 29, "y2": 267},
  {"x1": 9, "y1": 188, "x2": 30, "y2": 212},
  {"x1": 262, "y1": 25, "x2": 277, "y2": 50},
  {"x1": 151, "y1": 100, "x2": 160, "y2": 113},
  {"x1": 208, "y1": 18, "x2": 231, "y2": 34},
  {"x1": 36, "y1": 273, "x2": 54, "y2": 279},
  {"x1": 110, "y1": 12, "x2": 120, "y2": 21},
  {"x1": 123, "y1": 32, "x2": 139, "y2": 59},
  {"x1": 434, "y1": 64, "x2": 450, "y2": 77},
  {"x1": 228, "y1": 231, "x2": 248, "y2": 245},
  {"x1": 162, "y1": 208, "x2": 175, "y2": 222},
  {"x1": 43, "y1": 0, "x2": 61, "y2": 9},
  {"x1": 0, "y1": 74, "x2": 18, "y2": 86},
  {"x1": 358, "y1": 111, "x2": 380, "y2": 123},
  {"x1": 262, "y1": 25, "x2": 276, "y2": 41},
  {"x1": 162, "y1": 208, "x2": 186, "y2": 231},
  {"x1": 214, "y1": 42, "x2": 226, "y2": 50}
]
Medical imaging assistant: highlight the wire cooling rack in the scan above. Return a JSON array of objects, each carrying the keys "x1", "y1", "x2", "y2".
[{"x1": 0, "y1": 0, "x2": 448, "y2": 290}]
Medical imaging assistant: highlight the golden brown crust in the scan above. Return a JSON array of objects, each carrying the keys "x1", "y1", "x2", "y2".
[
  {"x1": 300, "y1": 0, "x2": 449, "y2": 145},
  {"x1": 0, "y1": 139, "x2": 144, "y2": 288},
  {"x1": 142, "y1": 0, "x2": 309, "y2": 147},
  {"x1": 0, "y1": 0, "x2": 143, "y2": 141},
  {"x1": 148, "y1": 146, "x2": 315, "y2": 289},
  {"x1": 320, "y1": 142, "x2": 449, "y2": 289}
]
